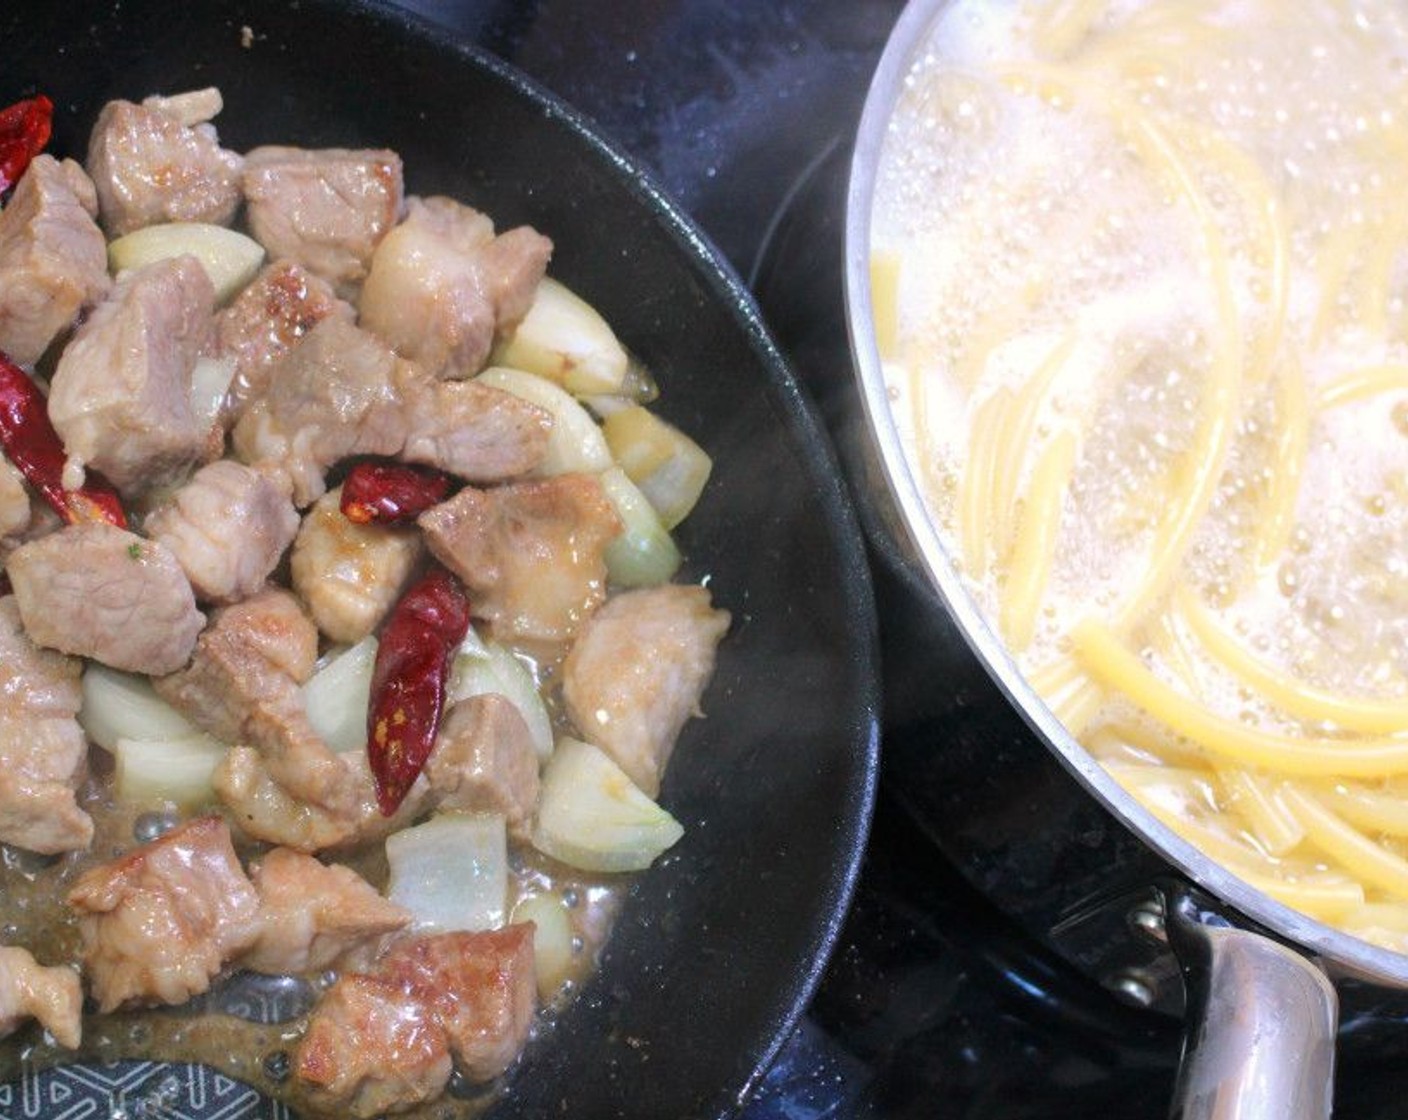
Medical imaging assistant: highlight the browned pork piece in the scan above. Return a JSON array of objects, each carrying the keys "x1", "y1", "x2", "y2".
[
  {"x1": 359, "y1": 195, "x2": 552, "y2": 379},
  {"x1": 562, "y1": 584, "x2": 730, "y2": 798},
  {"x1": 7, "y1": 524, "x2": 204, "y2": 676},
  {"x1": 397, "y1": 369, "x2": 552, "y2": 482},
  {"x1": 0, "y1": 155, "x2": 110, "y2": 365},
  {"x1": 0, "y1": 946, "x2": 82, "y2": 1049},
  {"x1": 145, "y1": 460, "x2": 299, "y2": 604},
  {"x1": 215, "y1": 259, "x2": 354, "y2": 421},
  {"x1": 231, "y1": 317, "x2": 408, "y2": 507},
  {"x1": 0, "y1": 597, "x2": 90, "y2": 855},
  {"x1": 289, "y1": 485, "x2": 423, "y2": 644},
  {"x1": 242, "y1": 848, "x2": 411, "y2": 975},
  {"x1": 426, "y1": 695, "x2": 540, "y2": 840},
  {"x1": 294, "y1": 925, "x2": 536, "y2": 1116},
  {"x1": 47, "y1": 254, "x2": 214, "y2": 494},
  {"x1": 213, "y1": 746, "x2": 428, "y2": 853},
  {"x1": 84, "y1": 93, "x2": 243, "y2": 237},
  {"x1": 156, "y1": 588, "x2": 350, "y2": 812},
  {"x1": 242, "y1": 146, "x2": 403, "y2": 296},
  {"x1": 67, "y1": 816, "x2": 260, "y2": 1012},
  {"x1": 418, "y1": 474, "x2": 621, "y2": 643}
]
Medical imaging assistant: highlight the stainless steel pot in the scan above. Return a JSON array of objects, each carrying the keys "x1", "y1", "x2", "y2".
[{"x1": 843, "y1": 2, "x2": 1408, "y2": 1116}]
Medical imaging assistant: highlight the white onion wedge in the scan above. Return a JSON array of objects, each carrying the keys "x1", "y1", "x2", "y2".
[
  {"x1": 115, "y1": 734, "x2": 227, "y2": 808},
  {"x1": 80, "y1": 664, "x2": 200, "y2": 752},
  {"x1": 511, "y1": 892, "x2": 576, "y2": 1001},
  {"x1": 386, "y1": 812, "x2": 508, "y2": 932},
  {"x1": 303, "y1": 636, "x2": 377, "y2": 754},
  {"x1": 532, "y1": 737, "x2": 684, "y2": 873},
  {"x1": 492, "y1": 277, "x2": 628, "y2": 396},
  {"x1": 107, "y1": 222, "x2": 265, "y2": 303},
  {"x1": 599, "y1": 466, "x2": 681, "y2": 588}
]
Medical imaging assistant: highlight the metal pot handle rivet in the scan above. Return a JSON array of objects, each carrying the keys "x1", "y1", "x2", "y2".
[{"x1": 1166, "y1": 885, "x2": 1337, "y2": 1120}]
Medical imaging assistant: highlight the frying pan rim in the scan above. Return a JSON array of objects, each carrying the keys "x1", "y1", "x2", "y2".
[{"x1": 3, "y1": 0, "x2": 884, "y2": 1113}]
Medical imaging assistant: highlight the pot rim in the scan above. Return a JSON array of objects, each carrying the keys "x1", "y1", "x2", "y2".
[{"x1": 843, "y1": 0, "x2": 1408, "y2": 989}]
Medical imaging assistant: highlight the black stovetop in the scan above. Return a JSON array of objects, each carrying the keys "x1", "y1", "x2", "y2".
[{"x1": 396, "y1": 4, "x2": 1408, "y2": 1118}]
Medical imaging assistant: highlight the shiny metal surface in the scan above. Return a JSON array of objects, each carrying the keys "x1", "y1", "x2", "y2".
[{"x1": 1170, "y1": 894, "x2": 1337, "y2": 1120}]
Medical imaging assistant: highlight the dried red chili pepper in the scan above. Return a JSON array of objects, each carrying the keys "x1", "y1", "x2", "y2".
[
  {"x1": 368, "y1": 565, "x2": 471, "y2": 815},
  {"x1": 0, "y1": 352, "x2": 126, "y2": 528},
  {"x1": 340, "y1": 461, "x2": 451, "y2": 524},
  {"x1": 0, "y1": 95, "x2": 53, "y2": 196}
]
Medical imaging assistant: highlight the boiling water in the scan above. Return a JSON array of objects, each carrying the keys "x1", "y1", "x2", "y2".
[{"x1": 872, "y1": 0, "x2": 1408, "y2": 944}]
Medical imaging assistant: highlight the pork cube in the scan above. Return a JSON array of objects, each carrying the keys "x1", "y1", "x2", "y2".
[
  {"x1": 232, "y1": 317, "x2": 408, "y2": 507},
  {"x1": 427, "y1": 695, "x2": 539, "y2": 840},
  {"x1": 0, "y1": 597, "x2": 90, "y2": 854},
  {"x1": 359, "y1": 195, "x2": 551, "y2": 379},
  {"x1": 378, "y1": 926, "x2": 536, "y2": 1082},
  {"x1": 8, "y1": 524, "x2": 204, "y2": 676},
  {"x1": 67, "y1": 816, "x2": 260, "y2": 1011},
  {"x1": 418, "y1": 475, "x2": 621, "y2": 643},
  {"x1": 0, "y1": 155, "x2": 109, "y2": 365},
  {"x1": 145, "y1": 460, "x2": 299, "y2": 603},
  {"x1": 243, "y1": 848, "x2": 410, "y2": 975},
  {"x1": 397, "y1": 366, "x2": 550, "y2": 482},
  {"x1": 562, "y1": 585, "x2": 729, "y2": 797},
  {"x1": 213, "y1": 746, "x2": 428, "y2": 853},
  {"x1": 48, "y1": 255, "x2": 214, "y2": 494},
  {"x1": 155, "y1": 589, "x2": 348, "y2": 811},
  {"x1": 290, "y1": 485, "x2": 423, "y2": 644},
  {"x1": 293, "y1": 926, "x2": 536, "y2": 1116},
  {"x1": 243, "y1": 146, "x2": 403, "y2": 295},
  {"x1": 215, "y1": 259, "x2": 354, "y2": 420},
  {"x1": 85, "y1": 96, "x2": 242, "y2": 237},
  {"x1": 293, "y1": 972, "x2": 452, "y2": 1119},
  {"x1": 0, "y1": 946, "x2": 81, "y2": 1049}
]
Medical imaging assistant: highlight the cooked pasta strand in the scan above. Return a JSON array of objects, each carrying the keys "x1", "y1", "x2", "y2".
[
  {"x1": 1175, "y1": 587, "x2": 1408, "y2": 734},
  {"x1": 1071, "y1": 619, "x2": 1408, "y2": 776},
  {"x1": 1000, "y1": 428, "x2": 1079, "y2": 651},
  {"x1": 1282, "y1": 787, "x2": 1408, "y2": 898}
]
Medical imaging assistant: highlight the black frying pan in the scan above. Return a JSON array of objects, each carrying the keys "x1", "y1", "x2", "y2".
[{"x1": 0, "y1": 2, "x2": 881, "y2": 1116}]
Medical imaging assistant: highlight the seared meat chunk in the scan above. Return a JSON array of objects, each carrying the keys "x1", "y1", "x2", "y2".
[
  {"x1": 48, "y1": 255, "x2": 214, "y2": 494},
  {"x1": 294, "y1": 973, "x2": 452, "y2": 1119},
  {"x1": 0, "y1": 155, "x2": 109, "y2": 365},
  {"x1": 215, "y1": 259, "x2": 354, "y2": 420},
  {"x1": 243, "y1": 848, "x2": 410, "y2": 974},
  {"x1": 398, "y1": 370, "x2": 551, "y2": 482},
  {"x1": 290, "y1": 485, "x2": 423, "y2": 644},
  {"x1": 84, "y1": 95, "x2": 242, "y2": 237},
  {"x1": 243, "y1": 147, "x2": 403, "y2": 295},
  {"x1": 419, "y1": 474, "x2": 621, "y2": 642},
  {"x1": 294, "y1": 926, "x2": 535, "y2": 1116},
  {"x1": 156, "y1": 589, "x2": 349, "y2": 811},
  {"x1": 145, "y1": 461, "x2": 299, "y2": 604},
  {"x1": 8, "y1": 524, "x2": 204, "y2": 675},
  {"x1": 232, "y1": 317, "x2": 407, "y2": 507},
  {"x1": 67, "y1": 816, "x2": 260, "y2": 1011},
  {"x1": 0, "y1": 598, "x2": 90, "y2": 854},
  {"x1": 427, "y1": 695, "x2": 539, "y2": 840},
  {"x1": 562, "y1": 585, "x2": 729, "y2": 797},
  {"x1": 214, "y1": 747, "x2": 427, "y2": 853},
  {"x1": 0, "y1": 946, "x2": 81, "y2": 1049},
  {"x1": 0, "y1": 456, "x2": 30, "y2": 538},
  {"x1": 359, "y1": 196, "x2": 552, "y2": 379},
  {"x1": 379, "y1": 926, "x2": 536, "y2": 1081}
]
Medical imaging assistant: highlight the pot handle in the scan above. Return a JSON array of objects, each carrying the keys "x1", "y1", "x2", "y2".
[{"x1": 1165, "y1": 886, "x2": 1337, "y2": 1120}]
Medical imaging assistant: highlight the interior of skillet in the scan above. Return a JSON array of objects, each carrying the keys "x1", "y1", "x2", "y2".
[{"x1": 0, "y1": 1, "x2": 880, "y2": 1116}]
